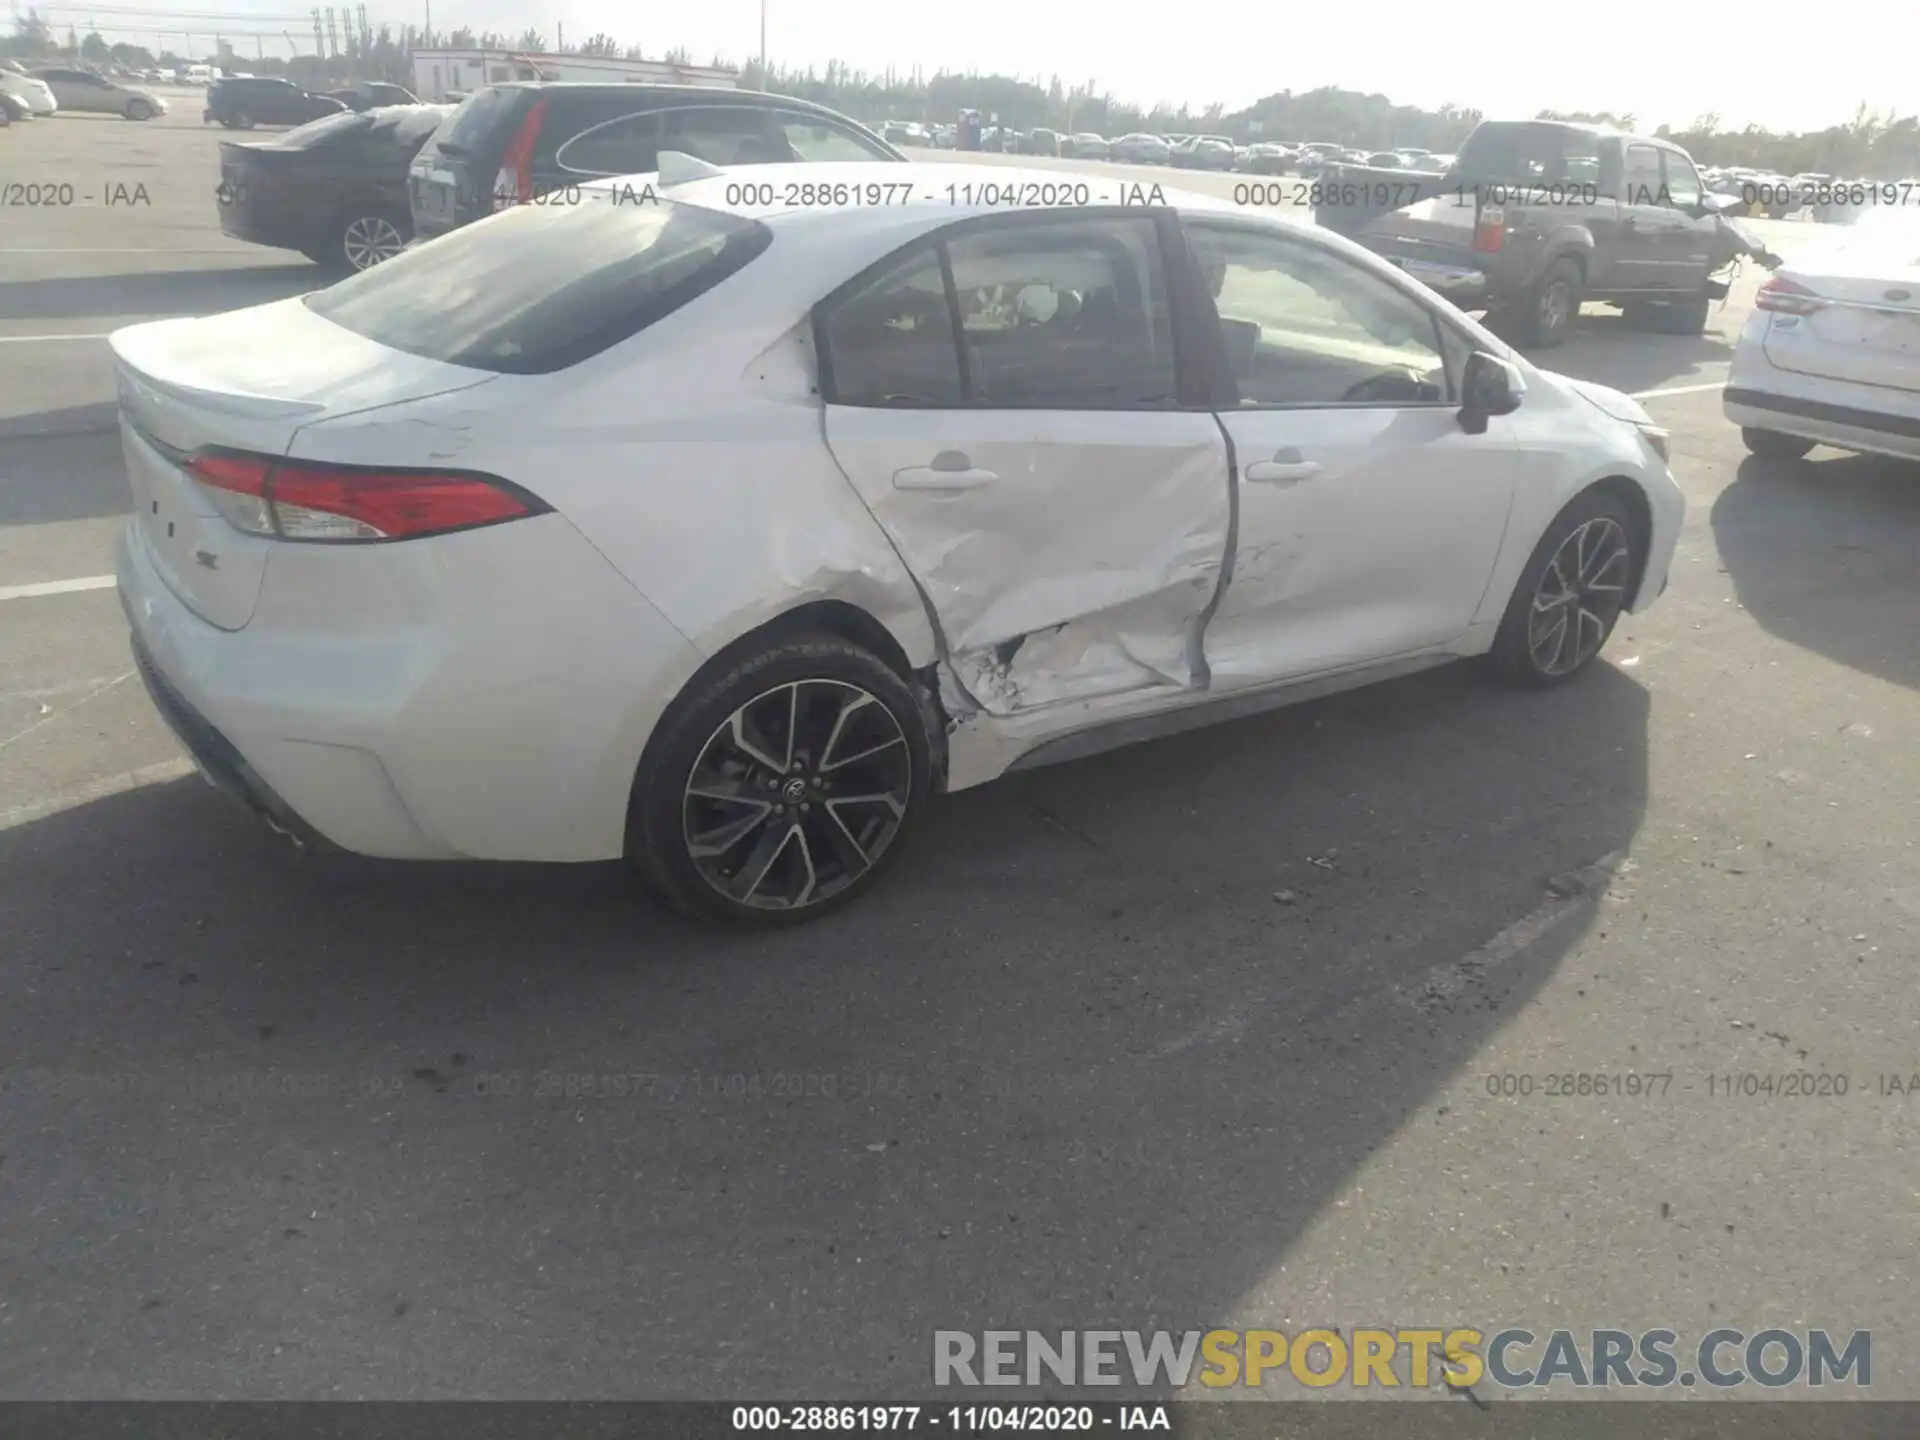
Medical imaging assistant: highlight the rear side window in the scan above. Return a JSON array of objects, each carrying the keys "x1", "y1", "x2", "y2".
[
  {"x1": 304, "y1": 196, "x2": 771, "y2": 375},
  {"x1": 554, "y1": 111, "x2": 662, "y2": 176},
  {"x1": 819, "y1": 215, "x2": 1177, "y2": 410},
  {"x1": 1458, "y1": 124, "x2": 1602, "y2": 186}
]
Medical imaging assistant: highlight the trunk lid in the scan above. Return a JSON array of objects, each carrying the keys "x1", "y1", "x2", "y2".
[
  {"x1": 111, "y1": 298, "x2": 496, "y2": 631},
  {"x1": 1311, "y1": 164, "x2": 1460, "y2": 241},
  {"x1": 1762, "y1": 250, "x2": 1920, "y2": 394}
]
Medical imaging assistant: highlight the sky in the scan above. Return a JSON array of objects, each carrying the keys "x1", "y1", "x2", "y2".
[{"x1": 42, "y1": 0, "x2": 1910, "y2": 135}]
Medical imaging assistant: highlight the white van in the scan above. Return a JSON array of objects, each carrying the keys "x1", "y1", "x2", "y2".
[{"x1": 186, "y1": 64, "x2": 218, "y2": 85}]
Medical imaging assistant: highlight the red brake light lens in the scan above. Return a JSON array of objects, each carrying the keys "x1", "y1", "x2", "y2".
[
  {"x1": 186, "y1": 451, "x2": 546, "y2": 543},
  {"x1": 1755, "y1": 276, "x2": 1823, "y2": 315},
  {"x1": 1472, "y1": 203, "x2": 1506, "y2": 253}
]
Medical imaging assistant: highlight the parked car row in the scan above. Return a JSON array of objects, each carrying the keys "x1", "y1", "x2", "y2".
[{"x1": 215, "y1": 82, "x2": 904, "y2": 272}]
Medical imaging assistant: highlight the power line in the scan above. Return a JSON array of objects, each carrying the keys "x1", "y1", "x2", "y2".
[{"x1": 33, "y1": 3, "x2": 325, "y2": 17}]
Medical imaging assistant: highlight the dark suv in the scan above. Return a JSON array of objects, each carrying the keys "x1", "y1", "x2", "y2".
[
  {"x1": 407, "y1": 83, "x2": 904, "y2": 241},
  {"x1": 204, "y1": 76, "x2": 346, "y2": 129}
]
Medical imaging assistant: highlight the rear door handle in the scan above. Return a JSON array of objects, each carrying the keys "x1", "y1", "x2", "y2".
[
  {"x1": 1244, "y1": 458, "x2": 1322, "y2": 484},
  {"x1": 894, "y1": 451, "x2": 997, "y2": 491}
]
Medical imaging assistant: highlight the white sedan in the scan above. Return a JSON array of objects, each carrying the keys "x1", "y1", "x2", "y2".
[
  {"x1": 113, "y1": 159, "x2": 1682, "y2": 923},
  {"x1": 1726, "y1": 224, "x2": 1920, "y2": 464}
]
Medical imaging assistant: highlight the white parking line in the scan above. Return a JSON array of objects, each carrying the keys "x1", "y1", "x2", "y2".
[
  {"x1": 0, "y1": 757, "x2": 196, "y2": 832},
  {"x1": 1633, "y1": 381, "x2": 1727, "y2": 399},
  {"x1": 0, "y1": 575, "x2": 117, "y2": 603},
  {"x1": 0, "y1": 333, "x2": 115, "y2": 344}
]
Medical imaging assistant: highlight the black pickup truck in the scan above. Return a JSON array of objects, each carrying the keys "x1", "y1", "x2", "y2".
[{"x1": 1314, "y1": 119, "x2": 1775, "y2": 347}]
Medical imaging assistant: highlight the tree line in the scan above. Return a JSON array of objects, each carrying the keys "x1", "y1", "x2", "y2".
[{"x1": 7, "y1": 9, "x2": 1917, "y2": 179}]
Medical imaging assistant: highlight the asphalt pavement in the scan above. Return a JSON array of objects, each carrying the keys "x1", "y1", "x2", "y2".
[{"x1": 2, "y1": 108, "x2": 1916, "y2": 1402}]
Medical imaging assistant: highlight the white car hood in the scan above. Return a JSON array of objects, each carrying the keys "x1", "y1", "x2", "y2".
[{"x1": 1551, "y1": 373, "x2": 1655, "y2": 428}]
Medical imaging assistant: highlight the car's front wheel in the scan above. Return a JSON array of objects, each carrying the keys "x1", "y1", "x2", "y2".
[
  {"x1": 630, "y1": 633, "x2": 935, "y2": 924},
  {"x1": 1741, "y1": 427, "x2": 1815, "y2": 461},
  {"x1": 1485, "y1": 489, "x2": 1640, "y2": 685},
  {"x1": 125, "y1": 98, "x2": 154, "y2": 120}
]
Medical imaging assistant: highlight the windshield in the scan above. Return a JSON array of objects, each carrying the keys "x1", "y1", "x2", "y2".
[{"x1": 304, "y1": 194, "x2": 771, "y2": 373}]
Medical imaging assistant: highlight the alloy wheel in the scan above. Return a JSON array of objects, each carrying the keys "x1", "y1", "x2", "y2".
[
  {"x1": 1540, "y1": 280, "x2": 1572, "y2": 338},
  {"x1": 682, "y1": 679, "x2": 913, "y2": 912},
  {"x1": 342, "y1": 215, "x2": 406, "y2": 270},
  {"x1": 1527, "y1": 517, "x2": 1629, "y2": 676}
]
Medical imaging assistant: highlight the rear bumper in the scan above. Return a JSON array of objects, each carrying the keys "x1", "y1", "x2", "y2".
[
  {"x1": 116, "y1": 505, "x2": 706, "y2": 865},
  {"x1": 128, "y1": 619, "x2": 338, "y2": 853},
  {"x1": 1725, "y1": 382, "x2": 1920, "y2": 463}
]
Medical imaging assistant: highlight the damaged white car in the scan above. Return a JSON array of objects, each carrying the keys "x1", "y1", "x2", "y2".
[{"x1": 114, "y1": 159, "x2": 1683, "y2": 923}]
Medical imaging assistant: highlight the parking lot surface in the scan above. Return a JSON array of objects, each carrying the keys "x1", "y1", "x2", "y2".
[{"x1": 2, "y1": 109, "x2": 1917, "y2": 1399}]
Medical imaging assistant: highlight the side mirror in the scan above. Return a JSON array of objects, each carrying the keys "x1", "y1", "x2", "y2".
[{"x1": 1459, "y1": 351, "x2": 1525, "y2": 433}]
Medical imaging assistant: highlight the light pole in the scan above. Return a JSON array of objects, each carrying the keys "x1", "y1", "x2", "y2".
[{"x1": 757, "y1": 0, "x2": 766, "y2": 87}]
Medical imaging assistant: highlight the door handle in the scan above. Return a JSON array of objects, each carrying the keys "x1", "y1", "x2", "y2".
[
  {"x1": 1244, "y1": 457, "x2": 1322, "y2": 484},
  {"x1": 893, "y1": 451, "x2": 997, "y2": 491}
]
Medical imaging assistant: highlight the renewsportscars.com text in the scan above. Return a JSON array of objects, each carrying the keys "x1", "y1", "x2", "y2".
[{"x1": 933, "y1": 1328, "x2": 1870, "y2": 1390}]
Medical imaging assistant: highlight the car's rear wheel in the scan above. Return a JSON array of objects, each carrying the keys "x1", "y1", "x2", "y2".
[
  {"x1": 125, "y1": 99, "x2": 154, "y2": 121},
  {"x1": 1485, "y1": 489, "x2": 1639, "y2": 686},
  {"x1": 326, "y1": 206, "x2": 410, "y2": 272},
  {"x1": 630, "y1": 633, "x2": 934, "y2": 925},
  {"x1": 225, "y1": 109, "x2": 254, "y2": 129},
  {"x1": 1741, "y1": 427, "x2": 1816, "y2": 461},
  {"x1": 1506, "y1": 257, "x2": 1583, "y2": 349}
]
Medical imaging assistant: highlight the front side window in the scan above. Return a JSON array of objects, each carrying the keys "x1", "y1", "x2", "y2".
[
  {"x1": 779, "y1": 115, "x2": 892, "y2": 162},
  {"x1": 1661, "y1": 152, "x2": 1702, "y2": 210},
  {"x1": 1624, "y1": 144, "x2": 1665, "y2": 206},
  {"x1": 1186, "y1": 223, "x2": 1452, "y2": 407}
]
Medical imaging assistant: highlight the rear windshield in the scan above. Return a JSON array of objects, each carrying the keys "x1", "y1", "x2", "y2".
[
  {"x1": 271, "y1": 110, "x2": 369, "y2": 149},
  {"x1": 1457, "y1": 123, "x2": 1603, "y2": 185},
  {"x1": 304, "y1": 195, "x2": 772, "y2": 374},
  {"x1": 432, "y1": 85, "x2": 524, "y2": 154}
]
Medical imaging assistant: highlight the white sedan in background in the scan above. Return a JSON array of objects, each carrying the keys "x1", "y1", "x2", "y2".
[
  {"x1": 1727, "y1": 223, "x2": 1920, "y2": 463},
  {"x1": 113, "y1": 159, "x2": 1682, "y2": 924}
]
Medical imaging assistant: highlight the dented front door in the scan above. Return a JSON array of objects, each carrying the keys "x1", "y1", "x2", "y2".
[
  {"x1": 817, "y1": 212, "x2": 1232, "y2": 716},
  {"x1": 822, "y1": 407, "x2": 1231, "y2": 714}
]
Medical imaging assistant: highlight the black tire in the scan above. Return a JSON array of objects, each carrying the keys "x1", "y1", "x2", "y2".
[
  {"x1": 1741, "y1": 427, "x2": 1815, "y2": 461},
  {"x1": 629, "y1": 633, "x2": 935, "y2": 925},
  {"x1": 0, "y1": 103, "x2": 11, "y2": 128},
  {"x1": 324, "y1": 205, "x2": 411, "y2": 273},
  {"x1": 1649, "y1": 289, "x2": 1712, "y2": 335},
  {"x1": 1511, "y1": 257, "x2": 1583, "y2": 349},
  {"x1": 226, "y1": 109, "x2": 254, "y2": 129},
  {"x1": 1484, "y1": 488, "x2": 1640, "y2": 687},
  {"x1": 125, "y1": 99, "x2": 154, "y2": 121}
]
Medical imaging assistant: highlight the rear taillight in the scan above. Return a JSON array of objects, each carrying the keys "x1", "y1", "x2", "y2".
[
  {"x1": 185, "y1": 451, "x2": 546, "y2": 543},
  {"x1": 1755, "y1": 275, "x2": 1824, "y2": 315},
  {"x1": 1472, "y1": 203, "x2": 1505, "y2": 253},
  {"x1": 492, "y1": 96, "x2": 549, "y2": 209}
]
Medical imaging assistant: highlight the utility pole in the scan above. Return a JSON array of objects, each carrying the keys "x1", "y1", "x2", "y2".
[
  {"x1": 324, "y1": 6, "x2": 337, "y2": 58},
  {"x1": 555, "y1": 21, "x2": 562, "y2": 51},
  {"x1": 758, "y1": 0, "x2": 766, "y2": 87},
  {"x1": 421, "y1": 0, "x2": 430, "y2": 48}
]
